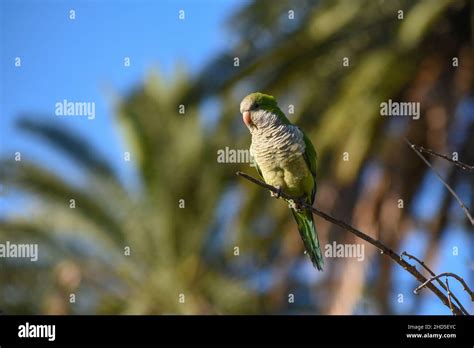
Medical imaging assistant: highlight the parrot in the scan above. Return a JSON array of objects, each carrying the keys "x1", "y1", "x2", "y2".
[{"x1": 240, "y1": 92, "x2": 324, "y2": 271}]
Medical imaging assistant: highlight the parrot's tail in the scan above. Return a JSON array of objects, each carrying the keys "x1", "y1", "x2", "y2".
[{"x1": 291, "y1": 208, "x2": 324, "y2": 271}]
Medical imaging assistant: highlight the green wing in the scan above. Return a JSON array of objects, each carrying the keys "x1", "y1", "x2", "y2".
[
  {"x1": 295, "y1": 129, "x2": 323, "y2": 270},
  {"x1": 301, "y1": 130, "x2": 318, "y2": 203}
]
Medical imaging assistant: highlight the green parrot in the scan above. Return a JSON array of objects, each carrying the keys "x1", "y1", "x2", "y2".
[{"x1": 240, "y1": 92, "x2": 324, "y2": 271}]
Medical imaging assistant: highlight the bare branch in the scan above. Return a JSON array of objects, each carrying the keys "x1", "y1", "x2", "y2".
[
  {"x1": 446, "y1": 278, "x2": 454, "y2": 315},
  {"x1": 401, "y1": 251, "x2": 437, "y2": 277},
  {"x1": 410, "y1": 143, "x2": 474, "y2": 172},
  {"x1": 414, "y1": 272, "x2": 474, "y2": 301},
  {"x1": 401, "y1": 251, "x2": 470, "y2": 315},
  {"x1": 405, "y1": 138, "x2": 474, "y2": 225},
  {"x1": 236, "y1": 171, "x2": 469, "y2": 315}
]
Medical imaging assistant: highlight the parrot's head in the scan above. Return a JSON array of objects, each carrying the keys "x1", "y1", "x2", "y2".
[{"x1": 240, "y1": 92, "x2": 280, "y2": 133}]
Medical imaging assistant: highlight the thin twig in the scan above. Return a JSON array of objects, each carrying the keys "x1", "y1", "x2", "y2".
[
  {"x1": 446, "y1": 278, "x2": 454, "y2": 315},
  {"x1": 414, "y1": 272, "x2": 474, "y2": 301},
  {"x1": 405, "y1": 138, "x2": 474, "y2": 225},
  {"x1": 401, "y1": 251, "x2": 437, "y2": 277},
  {"x1": 411, "y1": 143, "x2": 474, "y2": 172},
  {"x1": 401, "y1": 251, "x2": 469, "y2": 315},
  {"x1": 236, "y1": 171, "x2": 468, "y2": 315}
]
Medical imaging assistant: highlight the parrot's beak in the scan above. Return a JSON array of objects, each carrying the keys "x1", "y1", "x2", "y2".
[{"x1": 242, "y1": 111, "x2": 254, "y2": 132}]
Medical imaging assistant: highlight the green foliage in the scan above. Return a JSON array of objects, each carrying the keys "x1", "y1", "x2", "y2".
[
  {"x1": 1, "y1": 72, "x2": 259, "y2": 314},
  {"x1": 1, "y1": 0, "x2": 470, "y2": 314}
]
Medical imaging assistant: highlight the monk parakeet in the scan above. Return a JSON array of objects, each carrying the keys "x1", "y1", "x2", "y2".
[{"x1": 240, "y1": 92, "x2": 324, "y2": 271}]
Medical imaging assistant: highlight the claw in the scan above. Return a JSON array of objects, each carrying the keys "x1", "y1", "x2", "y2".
[
  {"x1": 270, "y1": 186, "x2": 282, "y2": 199},
  {"x1": 288, "y1": 198, "x2": 304, "y2": 212},
  {"x1": 288, "y1": 199, "x2": 297, "y2": 209}
]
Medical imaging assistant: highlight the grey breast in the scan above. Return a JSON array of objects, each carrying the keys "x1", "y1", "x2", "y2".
[{"x1": 251, "y1": 124, "x2": 306, "y2": 167}]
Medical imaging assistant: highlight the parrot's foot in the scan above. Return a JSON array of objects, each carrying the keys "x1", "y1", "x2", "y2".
[
  {"x1": 270, "y1": 186, "x2": 282, "y2": 199},
  {"x1": 288, "y1": 199, "x2": 305, "y2": 212}
]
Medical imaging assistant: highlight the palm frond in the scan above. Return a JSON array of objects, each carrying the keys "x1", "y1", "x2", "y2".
[{"x1": 17, "y1": 117, "x2": 119, "y2": 182}]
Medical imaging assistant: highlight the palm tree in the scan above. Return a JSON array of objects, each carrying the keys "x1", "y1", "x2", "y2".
[
  {"x1": 181, "y1": 0, "x2": 473, "y2": 314},
  {"x1": 1, "y1": 0, "x2": 472, "y2": 315},
  {"x1": 0, "y1": 72, "x2": 259, "y2": 314}
]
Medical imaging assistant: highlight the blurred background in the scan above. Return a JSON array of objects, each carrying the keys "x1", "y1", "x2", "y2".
[{"x1": 0, "y1": 0, "x2": 473, "y2": 315}]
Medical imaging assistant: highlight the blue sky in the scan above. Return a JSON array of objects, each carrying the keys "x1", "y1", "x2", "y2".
[
  {"x1": 1, "y1": 0, "x2": 472, "y2": 315},
  {"x1": 1, "y1": 0, "x2": 245, "y2": 188}
]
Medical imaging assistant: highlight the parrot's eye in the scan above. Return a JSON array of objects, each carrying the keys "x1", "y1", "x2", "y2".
[{"x1": 253, "y1": 103, "x2": 260, "y2": 109}]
